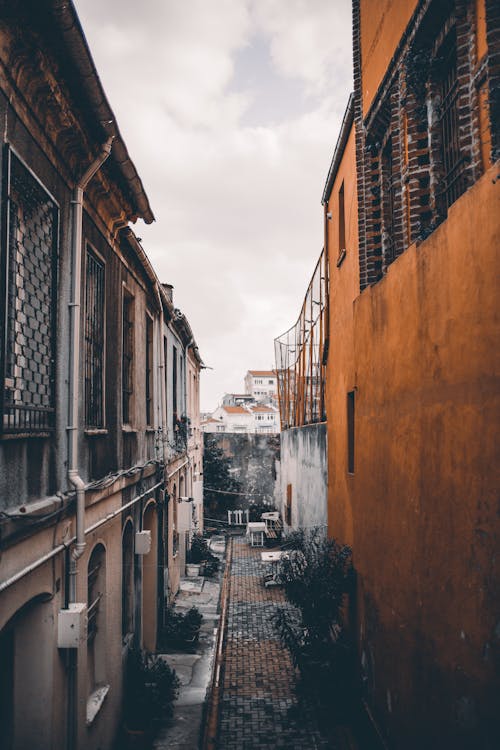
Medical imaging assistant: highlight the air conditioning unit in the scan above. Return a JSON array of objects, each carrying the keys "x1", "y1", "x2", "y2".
[
  {"x1": 135, "y1": 530, "x2": 152, "y2": 555},
  {"x1": 57, "y1": 603, "x2": 87, "y2": 648}
]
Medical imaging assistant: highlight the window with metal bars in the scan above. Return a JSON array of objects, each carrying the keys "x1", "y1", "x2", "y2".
[
  {"x1": 145, "y1": 313, "x2": 153, "y2": 425},
  {"x1": 87, "y1": 544, "x2": 106, "y2": 693},
  {"x1": 84, "y1": 249, "x2": 105, "y2": 428},
  {"x1": 436, "y1": 29, "x2": 467, "y2": 213},
  {"x1": 381, "y1": 137, "x2": 396, "y2": 266},
  {"x1": 1, "y1": 148, "x2": 58, "y2": 435},
  {"x1": 122, "y1": 290, "x2": 134, "y2": 424}
]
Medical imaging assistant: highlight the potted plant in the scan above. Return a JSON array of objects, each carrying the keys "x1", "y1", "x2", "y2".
[
  {"x1": 163, "y1": 605, "x2": 203, "y2": 650},
  {"x1": 186, "y1": 534, "x2": 220, "y2": 578},
  {"x1": 123, "y1": 648, "x2": 179, "y2": 747}
]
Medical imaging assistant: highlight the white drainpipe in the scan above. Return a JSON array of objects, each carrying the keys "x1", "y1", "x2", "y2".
[{"x1": 68, "y1": 137, "x2": 113, "y2": 601}]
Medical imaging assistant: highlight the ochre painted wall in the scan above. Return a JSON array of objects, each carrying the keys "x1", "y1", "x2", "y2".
[
  {"x1": 360, "y1": 0, "x2": 418, "y2": 116},
  {"x1": 325, "y1": 124, "x2": 359, "y2": 548},
  {"x1": 327, "y1": 159, "x2": 500, "y2": 747}
]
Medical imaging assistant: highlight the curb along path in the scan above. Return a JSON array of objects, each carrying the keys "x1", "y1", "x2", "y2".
[{"x1": 215, "y1": 536, "x2": 332, "y2": 749}]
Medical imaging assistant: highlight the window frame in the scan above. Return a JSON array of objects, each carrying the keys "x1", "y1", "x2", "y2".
[
  {"x1": 84, "y1": 243, "x2": 106, "y2": 430},
  {"x1": 0, "y1": 144, "x2": 59, "y2": 437}
]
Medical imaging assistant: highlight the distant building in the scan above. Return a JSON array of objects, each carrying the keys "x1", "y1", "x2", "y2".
[{"x1": 244, "y1": 370, "x2": 277, "y2": 405}]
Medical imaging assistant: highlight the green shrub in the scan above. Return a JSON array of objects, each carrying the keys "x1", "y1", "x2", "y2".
[{"x1": 124, "y1": 649, "x2": 179, "y2": 731}]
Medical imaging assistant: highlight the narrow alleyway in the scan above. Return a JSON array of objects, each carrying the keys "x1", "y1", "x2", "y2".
[{"x1": 214, "y1": 536, "x2": 334, "y2": 749}]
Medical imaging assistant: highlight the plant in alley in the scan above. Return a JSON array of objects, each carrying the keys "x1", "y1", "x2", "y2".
[
  {"x1": 203, "y1": 435, "x2": 242, "y2": 518},
  {"x1": 273, "y1": 527, "x2": 354, "y2": 721},
  {"x1": 123, "y1": 648, "x2": 179, "y2": 741},
  {"x1": 163, "y1": 605, "x2": 203, "y2": 650}
]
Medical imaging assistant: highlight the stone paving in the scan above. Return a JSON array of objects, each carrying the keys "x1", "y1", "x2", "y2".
[{"x1": 217, "y1": 536, "x2": 333, "y2": 749}]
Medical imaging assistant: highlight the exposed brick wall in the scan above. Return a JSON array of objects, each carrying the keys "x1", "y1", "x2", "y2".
[{"x1": 355, "y1": 0, "x2": 497, "y2": 290}]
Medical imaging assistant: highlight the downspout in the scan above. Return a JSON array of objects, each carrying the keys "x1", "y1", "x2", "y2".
[{"x1": 67, "y1": 136, "x2": 114, "y2": 602}]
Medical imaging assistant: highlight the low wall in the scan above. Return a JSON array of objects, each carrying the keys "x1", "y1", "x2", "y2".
[{"x1": 277, "y1": 423, "x2": 327, "y2": 530}]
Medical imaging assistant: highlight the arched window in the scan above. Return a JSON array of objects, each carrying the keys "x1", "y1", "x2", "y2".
[
  {"x1": 122, "y1": 522, "x2": 134, "y2": 640},
  {"x1": 172, "y1": 482, "x2": 178, "y2": 556},
  {"x1": 87, "y1": 544, "x2": 106, "y2": 695}
]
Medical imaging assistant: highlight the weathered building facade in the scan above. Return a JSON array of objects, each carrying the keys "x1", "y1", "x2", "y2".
[
  {"x1": 0, "y1": 3, "x2": 203, "y2": 749},
  {"x1": 320, "y1": 1, "x2": 499, "y2": 747}
]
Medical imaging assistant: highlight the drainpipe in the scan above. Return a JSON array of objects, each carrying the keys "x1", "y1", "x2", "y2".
[{"x1": 67, "y1": 136, "x2": 114, "y2": 602}]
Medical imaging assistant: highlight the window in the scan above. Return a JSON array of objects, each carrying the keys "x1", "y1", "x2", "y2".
[
  {"x1": 435, "y1": 29, "x2": 467, "y2": 214},
  {"x1": 338, "y1": 180, "x2": 346, "y2": 251},
  {"x1": 87, "y1": 544, "x2": 106, "y2": 695},
  {"x1": 380, "y1": 138, "x2": 396, "y2": 266},
  {"x1": 172, "y1": 345, "x2": 178, "y2": 429},
  {"x1": 122, "y1": 291, "x2": 134, "y2": 423},
  {"x1": 1, "y1": 149, "x2": 58, "y2": 434},
  {"x1": 145, "y1": 313, "x2": 153, "y2": 425},
  {"x1": 122, "y1": 522, "x2": 134, "y2": 639},
  {"x1": 84, "y1": 249, "x2": 105, "y2": 428},
  {"x1": 286, "y1": 483, "x2": 292, "y2": 526},
  {"x1": 347, "y1": 391, "x2": 355, "y2": 474},
  {"x1": 268, "y1": 379, "x2": 274, "y2": 385},
  {"x1": 172, "y1": 483, "x2": 178, "y2": 556}
]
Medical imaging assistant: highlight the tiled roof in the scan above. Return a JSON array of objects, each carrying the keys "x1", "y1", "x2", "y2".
[
  {"x1": 223, "y1": 406, "x2": 251, "y2": 415},
  {"x1": 250, "y1": 405, "x2": 275, "y2": 413},
  {"x1": 248, "y1": 370, "x2": 276, "y2": 377}
]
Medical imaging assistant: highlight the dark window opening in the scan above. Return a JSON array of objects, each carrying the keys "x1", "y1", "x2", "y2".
[
  {"x1": 381, "y1": 137, "x2": 396, "y2": 266},
  {"x1": 436, "y1": 29, "x2": 467, "y2": 213},
  {"x1": 84, "y1": 249, "x2": 105, "y2": 428},
  {"x1": 347, "y1": 391, "x2": 355, "y2": 474},
  {"x1": 172, "y1": 345, "x2": 178, "y2": 430},
  {"x1": 1, "y1": 149, "x2": 58, "y2": 434},
  {"x1": 338, "y1": 180, "x2": 346, "y2": 251},
  {"x1": 145, "y1": 314, "x2": 153, "y2": 425},
  {"x1": 286, "y1": 483, "x2": 292, "y2": 526},
  {"x1": 122, "y1": 291, "x2": 134, "y2": 424}
]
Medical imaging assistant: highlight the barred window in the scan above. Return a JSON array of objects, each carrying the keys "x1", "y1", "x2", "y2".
[
  {"x1": 84, "y1": 249, "x2": 105, "y2": 428},
  {"x1": 436, "y1": 29, "x2": 467, "y2": 213},
  {"x1": 1, "y1": 149, "x2": 58, "y2": 434},
  {"x1": 122, "y1": 290, "x2": 134, "y2": 424},
  {"x1": 145, "y1": 313, "x2": 153, "y2": 425},
  {"x1": 87, "y1": 544, "x2": 106, "y2": 694}
]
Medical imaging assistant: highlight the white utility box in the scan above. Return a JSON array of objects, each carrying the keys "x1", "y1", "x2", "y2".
[
  {"x1": 57, "y1": 603, "x2": 87, "y2": 648},
  {"x1": 135, "y1": 530, "x2": 152, "y2": 555}
]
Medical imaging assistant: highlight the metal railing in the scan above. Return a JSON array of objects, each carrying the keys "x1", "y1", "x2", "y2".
[{"x1": 274, "y1": 248, "x2": 328, "y2": 429}]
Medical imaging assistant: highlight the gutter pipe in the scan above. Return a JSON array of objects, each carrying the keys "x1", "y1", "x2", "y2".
[{"x1": 67, "y1": 136, "x2": 113, "y2": 601}]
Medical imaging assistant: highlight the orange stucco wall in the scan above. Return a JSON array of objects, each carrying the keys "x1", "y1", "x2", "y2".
[
  {"x1": 325, "y1": 124, "x2": 359, "y2": 548},
  {"x1": 327, "y1": 161, "x2": 500, "y2": 746},
  {"x1": 360, "y1": 0, "x2": 418, "y2": 116}
]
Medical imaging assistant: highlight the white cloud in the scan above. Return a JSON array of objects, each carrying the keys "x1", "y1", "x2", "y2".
[{"x1": 74, "y1": 0, "x2": 352, "y2": 410}]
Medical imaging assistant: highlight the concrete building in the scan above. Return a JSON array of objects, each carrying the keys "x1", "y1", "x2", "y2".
[
  {"x1": 244, "y1": 369, "x2": 278, "y2": 405},
  {"x1": 0, "y1": 4, "x2": 203, "y2": 749},
  {"x1": 277, "y1": 1, "x2": 500, "y2": 747}
]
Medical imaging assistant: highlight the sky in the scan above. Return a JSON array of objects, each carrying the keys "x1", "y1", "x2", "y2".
[{"x1": 73, "y1": 0, "x2": 353, "y2": 412}]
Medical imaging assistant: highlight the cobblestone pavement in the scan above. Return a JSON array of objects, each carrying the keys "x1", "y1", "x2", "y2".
[{"x1": 216, "y1": 536, "x2": 333, "y2": 749}]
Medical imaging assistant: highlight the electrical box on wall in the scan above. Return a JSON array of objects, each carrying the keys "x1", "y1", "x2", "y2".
[
  {"x1": 135, "y1": 530, "x2": 151, "y2": 555},
  {"x1": 57, "y1": 603, "x2": 87, "y2": 648}
]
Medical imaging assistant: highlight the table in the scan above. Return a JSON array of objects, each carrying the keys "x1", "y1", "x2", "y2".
[
  {"x1": 247, "y1": 522, "x2": 266, "y2": 547},
  {"x1": 261, "y1": 550, "x2": 286, "y2": 587}
]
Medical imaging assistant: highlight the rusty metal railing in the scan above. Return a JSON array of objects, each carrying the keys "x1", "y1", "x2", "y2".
[{"x1": 274, "y1": 248, "x2": 329, "y2": 430}]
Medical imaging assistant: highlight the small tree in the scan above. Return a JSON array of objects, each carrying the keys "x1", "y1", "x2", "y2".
[
  {"x1": 273, "y1": 528, "x2": 354, "y2": 719},
  {"x1": 203, "y1": 435, "x2": 242, "y2": 518}
]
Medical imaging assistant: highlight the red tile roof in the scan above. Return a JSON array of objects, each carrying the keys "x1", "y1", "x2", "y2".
[
  {"x1": 250, "y1": 405, "x2": 275, "y2": 413},
  {"x1": 248, "y1": 370, "x2": 276, "y2": 377},
  {"x1": 223, "y1": 406, "x2": 251, "y2": 415}
]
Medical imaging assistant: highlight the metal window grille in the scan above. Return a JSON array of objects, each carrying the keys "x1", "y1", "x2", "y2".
[
  {"x1": 381, "y1": 137, "x2": 396, "y2": 265},
  {"x1": 437, "y1": 32, "x2": 467, "y2": 211},
  {"x1": 1, "y1": 150, "x2": 58, "y2": 434},
  {"x1": 84, "y1": 250, "x2": 105, "y2": 428},
  {"x1": 87, "y1": 558, "x2": 102, "y2": 643},
  {"x1": 145, "y1": 314, "x2": 153, "y2": 425},
  {"x1": 122, "y1": 293, "x2": 134, "y2": 423}
]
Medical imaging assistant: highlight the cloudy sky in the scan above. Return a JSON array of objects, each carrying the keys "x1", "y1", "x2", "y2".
[{"x1": 74, "y1": 0, "x2": 353, "y2": 411}]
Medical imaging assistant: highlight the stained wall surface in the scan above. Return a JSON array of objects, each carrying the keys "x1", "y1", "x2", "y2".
[
  {"x1": 327, "y1": 161, "x2": 500, "y2": 748},
  {"x1": 359, "y1": 0, "x2": 418, "y2": 116},
  {"x1": 278, "y1": 423, "x2": 328, "y2": 531}
]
